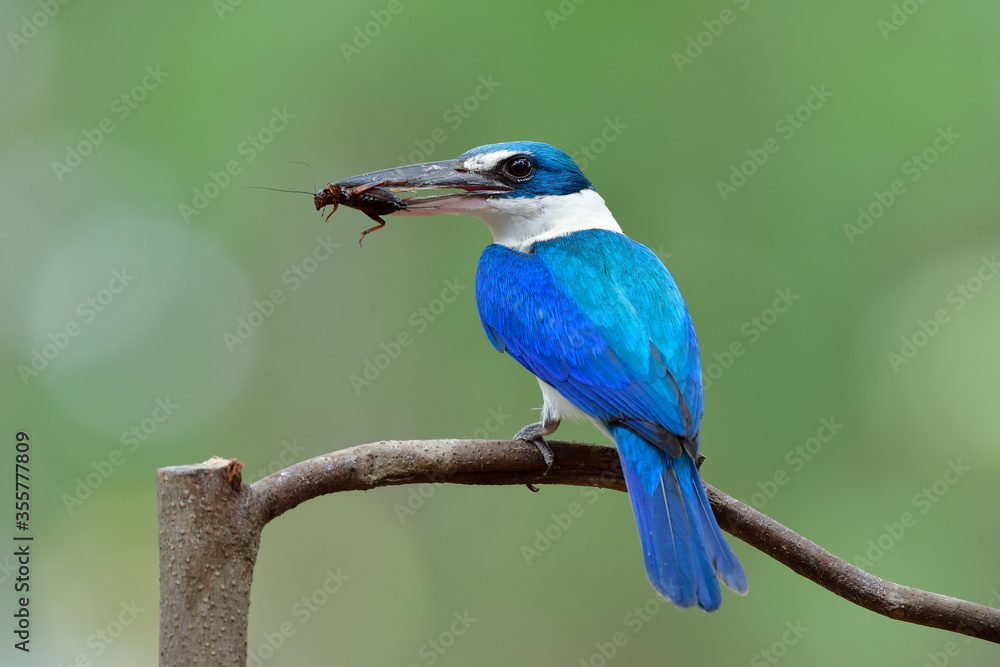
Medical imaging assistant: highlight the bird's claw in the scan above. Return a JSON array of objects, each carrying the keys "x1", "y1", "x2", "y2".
[
  {"x1": 513, "y1": 420, "x2": 559, "y2": 491},
  {"x1": 528, "y1": 437, "x2": 555, "y2": 475}
]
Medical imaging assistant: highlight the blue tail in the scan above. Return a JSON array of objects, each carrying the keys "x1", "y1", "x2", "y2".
[{"x1": 611, "y1": 427, "x2": 748, "y2": 611}]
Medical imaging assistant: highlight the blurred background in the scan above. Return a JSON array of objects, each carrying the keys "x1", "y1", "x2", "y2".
[{"x1": 2, "y1": 0, "x2": 999, "y2": 664}]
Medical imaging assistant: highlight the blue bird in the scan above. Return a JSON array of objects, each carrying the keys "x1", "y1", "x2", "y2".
[{"x1": 332, "y1": 141, "x2": 748, "y2": 610}]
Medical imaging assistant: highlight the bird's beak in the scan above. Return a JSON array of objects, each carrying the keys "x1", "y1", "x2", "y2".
[{"x1": 332, "y1": 158, "x2": 511, "y2": 216}]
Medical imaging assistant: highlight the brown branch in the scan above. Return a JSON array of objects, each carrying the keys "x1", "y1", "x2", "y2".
[
  {"x1": 704, "y1": 486, "x2": 1000, "y2": 642},
  {"x1": 249, "y1": 439, "x2": 1000, "y2": 643},
  {"x1": 250, "y1": 439, "x2": 625, "y2": 523},
  {"x1": 157, "y1": 458, "x2": 260, "y2": 666},
  {"x1": 157, "y1": 439, "x2": 1000, "y2": 663}
]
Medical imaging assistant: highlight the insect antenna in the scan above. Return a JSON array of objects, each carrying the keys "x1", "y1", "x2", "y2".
[
  {"x1": 288, "y1": 161, "x2": 318, "y2": 193},
  {"x1": 244, "y1": 186, "x2": 315, "y2": 195},
  {"x1": 245, "y1": 162, "x2": 320, "y2": 197}
]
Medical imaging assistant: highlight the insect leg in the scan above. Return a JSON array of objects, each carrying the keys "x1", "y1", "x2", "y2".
[
  {"x1": 357, "y1": 214, "x2": 387, "y2": 247},
  {"x1": 323, "y1": 200, "x2": 340, "y2": 222}
]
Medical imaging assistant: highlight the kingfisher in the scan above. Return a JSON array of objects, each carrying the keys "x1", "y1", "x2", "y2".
[{"x1": 331, "y1": 141, "x2": 747, "y2": 611}]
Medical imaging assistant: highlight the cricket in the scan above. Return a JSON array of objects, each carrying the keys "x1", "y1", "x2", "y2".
[{"x1": 313, "y1": 181, "x2": 407, "y2": 246}]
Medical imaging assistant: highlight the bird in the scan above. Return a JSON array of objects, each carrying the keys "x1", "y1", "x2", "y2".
[{"x1": 331, "y1": 141, "x2": 748, "y2": 611}]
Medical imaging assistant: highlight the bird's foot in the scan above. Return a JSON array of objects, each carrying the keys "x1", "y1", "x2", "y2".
[{"x1": 514, "y1": 419, "x2": 560, "y2": 491}]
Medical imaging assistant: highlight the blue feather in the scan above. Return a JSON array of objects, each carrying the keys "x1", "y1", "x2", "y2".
[
  {"x1": 476, "y1": 229, "x2": 746, "y2": 610},
  {"x1": 460, "y1": 141, "x2": 594, "y2": 198},
  {"x1": 614, "y1": 428, "x2": 747, "y2": 609},
  {"x1": 476, "y1": 230, "x2": 698, "y2": 440}
]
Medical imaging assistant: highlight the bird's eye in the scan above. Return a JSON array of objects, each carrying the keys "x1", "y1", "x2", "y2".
[{"x1": 503, "y1": 156, "x2": 534, "y2": 181}]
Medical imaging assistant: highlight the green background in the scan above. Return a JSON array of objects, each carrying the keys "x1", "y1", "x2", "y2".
[{"x1": 3, "y1": 0, "x2": 1000, "y2": 664}]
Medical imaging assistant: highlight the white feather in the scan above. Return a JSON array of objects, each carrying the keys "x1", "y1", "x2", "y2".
[
  {"x1": 538, "y1": 379, "x2": 583, "y2": 424},
  {"x1": 478, "y1": 189, "x2": 623, "y2": 251},
  {"x1": 538, "y1": 378, "x2": 614, "y2": 443},
  {"x1": 461, "y1": 149, "x2": 521, "y2": 172}
]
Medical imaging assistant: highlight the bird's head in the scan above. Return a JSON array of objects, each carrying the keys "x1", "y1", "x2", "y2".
[{"x1": 332, "y1": 141, "x2": 621, "y2": 250}]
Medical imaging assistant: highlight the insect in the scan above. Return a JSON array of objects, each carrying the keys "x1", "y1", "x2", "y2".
[{"x1": 314, "y1": 182, "x2": 407, "y2": 246}]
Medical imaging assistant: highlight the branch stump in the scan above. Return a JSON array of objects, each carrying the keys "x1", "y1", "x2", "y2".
[{"x1": 156, "y1": 441, "x2": 1000, "y2": 665}]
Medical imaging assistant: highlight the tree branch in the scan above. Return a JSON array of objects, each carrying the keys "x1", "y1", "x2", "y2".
[
  {"x1": 704, "y1": 485, "x2": 1000, "y2": 642},
  {"x1": 157, "y1": 439, "x2": 1000, "y2": 664},
  {"x1": 250, "y1": 439, "x2": 624, "y2": 523},
  {"x1": 249, "y1": 439, "x2": 1000, "y2": 643},
  {"x1": 158, "y1": 457, "x2": 260, "y2": 666}
]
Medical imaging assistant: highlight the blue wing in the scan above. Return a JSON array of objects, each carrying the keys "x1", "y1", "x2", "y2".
[
  {"x1": 476, "y1": 229, "x2": 702, "y2": 453},
  {"x1": 476, "y1": 229, "x2": 746, "y2": 610}
]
